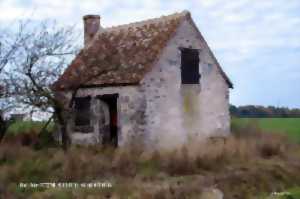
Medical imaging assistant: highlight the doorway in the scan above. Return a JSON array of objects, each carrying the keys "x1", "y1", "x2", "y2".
[{"x1": 97, "y1": 94, "x2": 119, "y2": 147}]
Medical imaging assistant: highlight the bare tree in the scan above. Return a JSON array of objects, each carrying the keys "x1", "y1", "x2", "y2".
[
  {"x1": 2, "y1": 18, "x2": 119, "y2": 150},
  {"x1": 0, "y1": 21, "x2": 29, "y2": 73},
  {"x1": 0, "y1": 21, "x2": 31, "y2": 141},
  {"x1": 2, "y1": 20, "x2": 80, "y2": 149}
]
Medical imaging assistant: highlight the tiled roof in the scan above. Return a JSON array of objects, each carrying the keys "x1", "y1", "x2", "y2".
[
  {"x1": 53, "y1": 11, "x2": 190, "y2": 90},
  {"x1": 53, "y1": 10, "x2": 233, "y2": 90}
]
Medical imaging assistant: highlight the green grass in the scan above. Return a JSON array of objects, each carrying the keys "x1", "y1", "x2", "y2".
[
  {"x1": 287, "y1": 187, "x2": 300, "y2": 199},
  {"x1": 232, "y1": 118, "x2": 300, "y2": 143},
  {"x1": 260, "y1": 187, "x2": 300, "y2": 199},
  {"x1": 6, "y1": 121, "x2": 54, "y2": 135}
]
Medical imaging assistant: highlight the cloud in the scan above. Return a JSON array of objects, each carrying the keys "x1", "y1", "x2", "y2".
[
  {"x1": 0, "y1": 0, "x2": 299, "y2": 107},
  {"x1": 0, "y1": 0, "x2": 27, "y2": 20}
]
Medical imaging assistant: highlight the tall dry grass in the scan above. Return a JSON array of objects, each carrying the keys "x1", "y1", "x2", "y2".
[{"x1": 0, "y1": 124, "x2": 300, "y2": 198}]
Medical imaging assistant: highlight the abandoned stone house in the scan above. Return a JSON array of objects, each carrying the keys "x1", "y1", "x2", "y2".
[{"x1": 53, "y1": 11, "x2": 233, "y2": 149}]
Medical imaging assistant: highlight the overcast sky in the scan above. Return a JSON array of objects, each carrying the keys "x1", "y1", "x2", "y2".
[{"x1": 1, "y1": 0, "x2": 300, "y2": 108}]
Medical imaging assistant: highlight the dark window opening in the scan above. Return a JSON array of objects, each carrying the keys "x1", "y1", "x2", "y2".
[
  {"x1": 180, "y1": 48, "x2": 200, "y2": 84},
  {"x1": 97, "y1": 94, "x2": 119, "y2": 147},
  {"x1": 74, "y1": 96, "x2": 91, "y2": 126}
]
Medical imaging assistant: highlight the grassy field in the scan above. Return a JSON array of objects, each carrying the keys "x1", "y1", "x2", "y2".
[
  {"x1": 6, "y1": 118, "x2": 300, "y2": 139},
  {"x1": 232, "y1": 118, "x2": 300, "y2": 143},
  {"x1": 1, "y1": 119, "x2": 300, "y2": 198},
  {"x1": 1, "y1": 134, "x2": 300, "y2": 199},
  {"x1": 260, "y1": 187, "x2": 300, "y2": 199},
  {"x1": 6, "y1": 121, "x2": 54, "y2": 136}
]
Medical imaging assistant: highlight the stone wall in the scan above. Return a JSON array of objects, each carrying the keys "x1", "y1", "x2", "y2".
[
  {"x1": 60, "y1": 17, "x2": 231, "y2": 149},
  {"x1": 140, "y1": 18, "x2": 231, "y2": 149},
  {"x1": 61, "y1": 86, "x2": 146, "y2": 146}
]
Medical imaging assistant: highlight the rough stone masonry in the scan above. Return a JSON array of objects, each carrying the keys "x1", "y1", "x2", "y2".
[{"x1": 53, "y1": 11, "x2": 233, "y2": 150}]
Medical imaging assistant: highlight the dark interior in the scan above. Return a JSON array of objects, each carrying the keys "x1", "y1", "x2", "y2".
[
  {"x1": 180, "y1": 48, "x2": 200, "y2": 84},
  {"x1": 74, "y1": 96, "x2": 91, "y2": 127},
  {"x1": 98, "y1": 94, "x2": 119, "y2": 147}
]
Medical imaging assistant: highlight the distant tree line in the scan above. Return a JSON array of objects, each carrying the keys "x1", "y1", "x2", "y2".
[{"x1": 230, "y1": 105, "x2": 300, "y2": 118}]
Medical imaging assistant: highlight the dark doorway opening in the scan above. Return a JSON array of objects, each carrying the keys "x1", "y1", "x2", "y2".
[{"x1": 97, "y1": 94, "x2": 119, "y2": 147}]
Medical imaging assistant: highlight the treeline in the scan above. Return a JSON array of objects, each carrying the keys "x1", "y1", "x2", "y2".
[{"x1": 230, "y1": 105, "x2": 300, "y2": 118}]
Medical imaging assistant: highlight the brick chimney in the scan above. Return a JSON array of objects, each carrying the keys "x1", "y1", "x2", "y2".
[{"x1": 83, "y1": 15, "x2": 100, "y2": 46}]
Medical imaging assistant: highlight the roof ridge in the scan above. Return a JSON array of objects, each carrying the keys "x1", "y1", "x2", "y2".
[
  {"x1": 102, "y1": 10, "x2": 190, "y2": 32},
  {"x1": 84, "y1": 10, "x2": 189, "y2": 49},
  {"x1": 83, "y1": 10, "x2": 189, "y2": 49},
  {"x1": 54, "y1": 10, "x2": 192, "y2": 90}
]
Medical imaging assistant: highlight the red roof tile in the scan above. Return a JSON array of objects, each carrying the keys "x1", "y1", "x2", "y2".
[{"x1": 53, "y1": 11, "x2": 233, "y2": 90}]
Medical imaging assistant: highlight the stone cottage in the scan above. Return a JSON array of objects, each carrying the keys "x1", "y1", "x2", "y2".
[{"x1": 53, "y1": 11, "x2": 233, "y2": 149}]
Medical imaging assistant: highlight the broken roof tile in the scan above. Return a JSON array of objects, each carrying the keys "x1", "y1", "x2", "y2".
[{"x1": 53, "y1": 10, "x2": 233, "y2": 90}]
